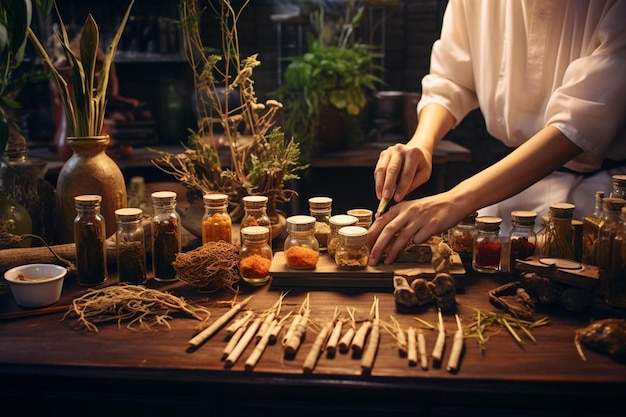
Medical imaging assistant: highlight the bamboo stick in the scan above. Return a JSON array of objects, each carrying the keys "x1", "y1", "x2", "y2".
[
  {"x1": 245, "y1": 319, "x2": 277, "y2": 371},
  {"x1": 225, "y1": 316, "x2": 262, "y2": 368},
  {"x1": 222, "y1": 325, "x2": 247, "y2": 360},
  {"x1": 361, "y1": 297, "x2": 380, "y2": 373},
  {"x1": 431, "y1": 308, "x2": 446, "y2": 362},
  {"x1": 447, "y1": 314, "x2": 464, "y2": 373},
  {"x1": 188, "y1": 296, "x2": 252, "y2": 348},
  {"x1": 325, "y1": 320, "x2": 343, "y2": 355},
  {"x1": 225, "y1": 310, "x2": 254, "y2": 337},
  {"x1": 303, "y1": 320, "x2": 333, "y2": 373},
  {"x1": 407, "y1": 327, "x2": 417, "y2": 366},
  {"x1": 418, "y1": 330, "x2": 428, "y2": 370}
]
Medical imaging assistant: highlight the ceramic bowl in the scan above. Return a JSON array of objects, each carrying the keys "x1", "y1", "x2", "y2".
[{"x1": 4, "y1": 264, "x2": 67, "y2": 308}]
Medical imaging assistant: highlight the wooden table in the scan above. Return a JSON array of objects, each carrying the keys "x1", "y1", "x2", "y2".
[{"x1": 0, "y1": 257, "x2": 624, "y2": 416}]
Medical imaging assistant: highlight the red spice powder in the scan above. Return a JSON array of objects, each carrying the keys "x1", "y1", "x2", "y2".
[
  {"x1": 240, "y1": 254, "x2": 272, "y2": 278},
  {"x1": 285, "y1": 246, "x2": 319, "y2": 269}
]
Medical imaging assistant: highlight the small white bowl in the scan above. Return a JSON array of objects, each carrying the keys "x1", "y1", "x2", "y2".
[{"x1": 4, "y1": 264, "x2": 68, "y2": 308}]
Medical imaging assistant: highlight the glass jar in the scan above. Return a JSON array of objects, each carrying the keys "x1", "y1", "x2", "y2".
[
  {"x1": 541, "y1": 202, "x2": 576, "y2": 260},
  {"x1": 597, "y1": 197, "x2": 626, "y2": 295},
  {"x1": 346, "y1": 208, "x2": 373, "y2": 229},
  {"x1": 309, "y1": 196, "x2": 332, "y2": 251},
  {"x1": 507, "y1": 210, "x2": 537, "y2": 274},
  {"x1": 472, "y1": 216, "x2": 502, "y2": 274},
  {"x1": 284, "y1": 215, "x2": 319, "y2": 270},
  {"x1": 73, "y1": 195, "x2": 107, "y2": 286},
  {"x1": 609, "y1": 174, "x2": 626, "y2": 199},
  {"x1": 581, "y1": 191, "x2": 605, "y2": 266},
  {"x1": 328, "y1": 214, "x2": 358, "y2": 258},
  {"x1": 115, "y1": 207, "x2": 147, "y2": 284},
  {"x1": 239, "y1": 225, "x2": 273, "y2": 286},
  {"x1": 0, "y1": 186, "x2": 32, "y2": 248},
  {"x1": 241, "y1": 195, "x2": 272, "y2": 245},
  {"x1": 335, "y1": 225, "x2": 369, "y2": 270},
  {"x1": 151, "y1": 191, "x2": 182, "y2": 282},
  {"x1": 607, "y1": 207, "x2": 626, "y2": 308},
  {"x1": 448, "y1": 211, "x2": 477, "y2": 259},
  {"x1": 202, "y1": 193, "x2": 232, "y2": 244},
  {"x1": 127, "y1": 176, "x2": 151, "y2": 214}
]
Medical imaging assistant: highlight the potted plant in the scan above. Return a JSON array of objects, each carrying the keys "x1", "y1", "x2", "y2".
[
  {"x1": 151, "y1": 0, "x2": 307, "y2": 239},
  {"x1": 276, "y1": 1, "x2": 384, "y2": 161},
  {"x1": 27, "y1": 0, "x2": 135, "y2": 243}
]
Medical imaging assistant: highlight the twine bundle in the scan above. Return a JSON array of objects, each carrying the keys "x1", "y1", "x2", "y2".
[{"x1": 173, "y1": 241, "x2": 240, "y2": 293}]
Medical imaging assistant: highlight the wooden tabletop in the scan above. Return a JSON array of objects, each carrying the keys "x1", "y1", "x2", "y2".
[{"x1": 0, "y1": 256, "x2": 624, "y2": 415}]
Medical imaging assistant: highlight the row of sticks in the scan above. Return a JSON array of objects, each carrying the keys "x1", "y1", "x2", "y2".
[{"x1": 187, "y1": 293, "x2": 464, "y2": 374}]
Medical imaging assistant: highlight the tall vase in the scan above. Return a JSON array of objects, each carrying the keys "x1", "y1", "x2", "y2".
[{"x1": 55, "y1": 135, "x2": 127, "y2": 243}]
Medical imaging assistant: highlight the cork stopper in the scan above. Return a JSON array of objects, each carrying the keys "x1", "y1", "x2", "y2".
[
  {"x1": 548, "y1": 202, "x2": 575, "y2": 219},
  {"x1": 286, "y1": 215, "x2": 316, "y2": 232},
  {"x1": 511, "y1": 210, "x2": 537, "y2": 226},
  {"x1": 203, "y1": 193, "x2": 228, "y2": 207},
  {"x1": 602, "y1": 197, "x2": 626, "y2": 212},
  {"x1": 329, "y1": 214, "x2": 358, "y2": 227},
  {"x1": 243, "y1": 195, "x2": 268, "y2": 209},
  {"x1": 74, "y1": 194, "x2": 102, "y2": 209},
  {"x1": 476, "y1": 216, "x2": 502, "y2": 232},
  {"x1": 308, "y1": 196, "x2": 333, "y2": 210},
  {"x1": 459, "y1": 211, "x2": 478, "y2": 225},
  {"x1": 612, "y1": 174, "x2": 626, "y2": 189},
  {"x1": 115, "y1": 207, "x2": 143, "y2": 221},
  {"x1": 338, "y1": 225, "x2": 368, "y2": 246},
  {"x1": 241, "y1": 225, "x2": 270, "y2": 242},
  {"x1": 151, "y1": 191, "x2": 177, "y2": 202}
]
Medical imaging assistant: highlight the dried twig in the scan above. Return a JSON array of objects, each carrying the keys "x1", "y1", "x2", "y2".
[
  {"x1": 446, "y1": 314, "x2": 464, "y2": 372},
  {"x1": 431, "y1": 308, "x2": 446, "y2": 362},
  {"x1": 303, "y1": 307, "x2": 339, "y2": 373},
  {"x1": 361, "y1": 296, "x2": 380, "y2": 372},
  {"x1": 284, "y1": 293, "x2": 311, "y2": 356},
  {"x1": 188, "y1": 295, "x2": 252, "y2": 348},
  {"x1": 338, "y1": 307, "x2": 356, "y2": 353}
]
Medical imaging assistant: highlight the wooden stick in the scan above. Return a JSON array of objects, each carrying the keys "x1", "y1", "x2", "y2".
[
  {"x1": 389, "y1": 315, "x2": 407, "y2": 357},
  {"x1": 225, "y1": 316, "x2": 262, "y2": 368},
  {"x1": 431, "y1": 308, "x2": 446, "y2": 362},
  {"x1": 225, "y1": 310, "x2": 253, "y2": 337},
  {"x1": 361, "y1": 297, "x2": 380, "y2": 373},
  {"x1": 407, "y1": 326, "x2": 417, "y2": 366},
  {"x1": 325, "y1": 319, "x2": 343, "y2": 355},
  {"x1": 0, "y1": 304, "x2": 70, "y2": 321},
  {"x1": 418, "y1": 330, "x2": 428, "y2": 370},
  {"x1": 447, "y1": 314, "x2": 464, "y2": 373},
  {"x1": 303, "y1": 320, "x2": 333, "y2": 373},
  {"x1": 222, "y1": 325, "x2": 247, "y2": 360},
  {"x1": 245, "y1": 319, "x2": 277, "y2": 371},
  {"x1": 350, "y1": 320, "x2": 371, "y2": 355},
  {"x1": 255, "y1": 311, "x2": 276, "y2": 343},
  {"x1": 338, "y1": 327, "x2": 355, "y2": 354},
  {"x1": 188, "y1": 296, "x2": 252, "y2": 348},
  {"x1": 282, "y1": 313, "x2": 302, "y2": 346},
  {"x1": 268, "y1": 311, "x2": 292, "y2": 345},
  {"x1": 284, "y1": 308, "x2": 310, "y2": 356}
]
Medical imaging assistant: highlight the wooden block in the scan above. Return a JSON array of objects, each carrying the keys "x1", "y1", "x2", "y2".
[{"x1": 514, "y1": 256, "x2": 600, "y2": 292}]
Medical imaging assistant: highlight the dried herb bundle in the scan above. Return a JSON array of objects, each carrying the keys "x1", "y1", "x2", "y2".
[{"x1": 173, "y1": 241, "x2": 239, "y2": 292}]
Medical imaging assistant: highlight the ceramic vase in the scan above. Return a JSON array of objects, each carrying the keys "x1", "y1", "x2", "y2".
[{"x1": 55, "y1": 135, "x2": 127, "y2": 243}]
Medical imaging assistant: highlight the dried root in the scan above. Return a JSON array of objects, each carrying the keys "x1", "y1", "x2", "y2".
[{"x1": 173, "y1": 241, "x2": 240, "y2": 292}]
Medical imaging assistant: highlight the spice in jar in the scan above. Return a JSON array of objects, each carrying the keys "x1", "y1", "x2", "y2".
[
  {"x1": 239, "y1": 225, "x2": 273, "y2": 286},
  {"x1": 581, "y1": 191, "x2": 605, "y2": 266},
  {"x1": 202, "y1": 193, "x2": 232, "y2": 244},
  {"x1": 284, "y1": 215, "x2": 319, "y2": 269},
  {"x1": 335, "y1": 225, "x2": 369, "y2": 270},
  {"x1": 472, "y1": 216, "x2": 502, "y2": 274},
  {"x1": 541, "y1": 202, "x2": 575, "y2": 260},
  {"x1": 151, "y1": 191, "x2": 182, "y2": 282},
  {"x1": 309, "y1": 196, "x2": 333, "y2": 250},
  {"x1": 115, "y1": 207, "x2": 147, "y2": 284},
  {"x1": 73, "y1": 195, "x2": 107, "y2": 286},
  {"x1": 241, "y1": 195, "x2": 272, "y2": 245},
  {"x1": 607, "y1": 207, "x2": 626, "y2": 308},
  {"x1": 346, "y1": 208, "x2": 373, "y2": 229},
  {"x1": 328, "y1": 214, "x2": 358, "y2": 258},
  {"x1": 448, "y1": 211, "x2": 477, "y2": 258},
  {"x1": 508, "y1": 210, "x2": 537, "y2": 274}
]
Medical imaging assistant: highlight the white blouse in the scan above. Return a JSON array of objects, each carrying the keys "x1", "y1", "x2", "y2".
[{"x1": 418, "y1": 0, "x2": 626, "y2": 172}]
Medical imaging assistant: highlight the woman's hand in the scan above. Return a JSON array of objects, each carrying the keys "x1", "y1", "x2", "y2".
[{"x1": 374, "y1": 143, "x2": 433, "y2": 204}]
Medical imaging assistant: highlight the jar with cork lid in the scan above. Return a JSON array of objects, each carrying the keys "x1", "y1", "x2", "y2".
[
  {"x1": 151, "y1": 191, "x2": 181, "y2": 282},
  {"x1": 284, "y1": 215, "x2": 319, "y2": 270},
  {"x1": 202, "y1": 193, "x2": 232, "y2": 244},
  {"x1": 448, "y1": 211, "x2": 477, "y2": 259},
  {"x1": 240, "y1": 225, "x2": 273, "y2": 286},
  {"x1": 241, "y1": 195, "x2": 272, "y2": 244},
  {"x1": 609, "y1": 174, "x2": 626, "y2": 199},
  {"x1": 73, "y1": 194, "x2": 107, "y2": 286},
  {"x1": 328, "y1": 214, "x2": 358, "y2": 258},
  {"x1": 541, "y1": 202, "x2": 576, "y2": 260},
  {"x1": 472, "y1": 216, "x2": 502, "y2": 274},
  {"x1": 115, "y1": 207, "x2": 146, "y2": 284},
  {"x1": 335, "y1": 225, "x2": 369, "y2": 270},
  {"x1": 309, "y1": 196, "x2": 332, "y2": 251},
  {"x1": 507, "y1": 210, "x2": 537, "y2": 274}
]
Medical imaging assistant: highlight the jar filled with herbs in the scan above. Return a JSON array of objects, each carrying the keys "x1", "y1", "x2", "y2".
[
  {"x1": 115, "y1": 207, "x2": 146, "y2": 284},
  {"x1": 202, "y1": 193, "x2": 232, "y2": 244},
  {"x1": 507, "y1": 210, "x2": 537, "y2": 274},
  {"x1": 541, "y1": 202, "x2": 576, "y2": 260},
  {"x1": 581, "y1": 191, "x2": 605, "y2": 266},
  {"x1": 335, "y1": 225, "x2": 369, "y2": 270},
  {"x1": 472, "y1": 216, "x2": 502, "y2": 274},
  {"x1": 73, "y1": 195, "x2": 107, "y2": 286},
  {"x1": 241, "y1": 195, "x2": 272, "y2": 245},
  {"x1": 151, "y1": 191, "x2": 181, "y2": 282},
  {"x1": 327, "y1": 214, "x2": 358, "y2": 258},
  {"x1": 309, "y1": 196, "x2": 332, "y2": 251},
  {"x1": 346, "y1": 208, "x2": 373, "y2": 229},
  {"x1": 284, "y1": 215, "x2": 319, "y2": 270},
  {"x1": 448, "y1": 211, "x2": 477, "y2": 259},
  {"x1": 240, "y1": 225, "x2": 273, "y2": 286},
  {"x1": 597, "y1": 197, "x2": 626, "y2": 294},
  {"x1": 607, "y1": 207, "x2": 626, "y2": 308}
]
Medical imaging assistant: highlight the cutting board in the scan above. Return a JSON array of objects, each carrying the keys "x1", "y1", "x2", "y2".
[{"x1": 269, "y1": 251, "x2": 465, "y2": 290}]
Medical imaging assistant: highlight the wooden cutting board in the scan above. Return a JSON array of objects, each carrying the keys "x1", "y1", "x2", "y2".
[{"x1": 269, "y1": 251, "x2": 465, "y2": 290}]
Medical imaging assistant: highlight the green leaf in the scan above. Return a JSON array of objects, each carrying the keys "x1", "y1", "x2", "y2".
[{"x1": 5, "y1": 0, "x2": 31, "y2": 53}]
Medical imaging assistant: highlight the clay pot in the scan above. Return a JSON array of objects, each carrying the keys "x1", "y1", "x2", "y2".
[{"x1": 55, "y1": 135, "x2": 127, "y2": 243}]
